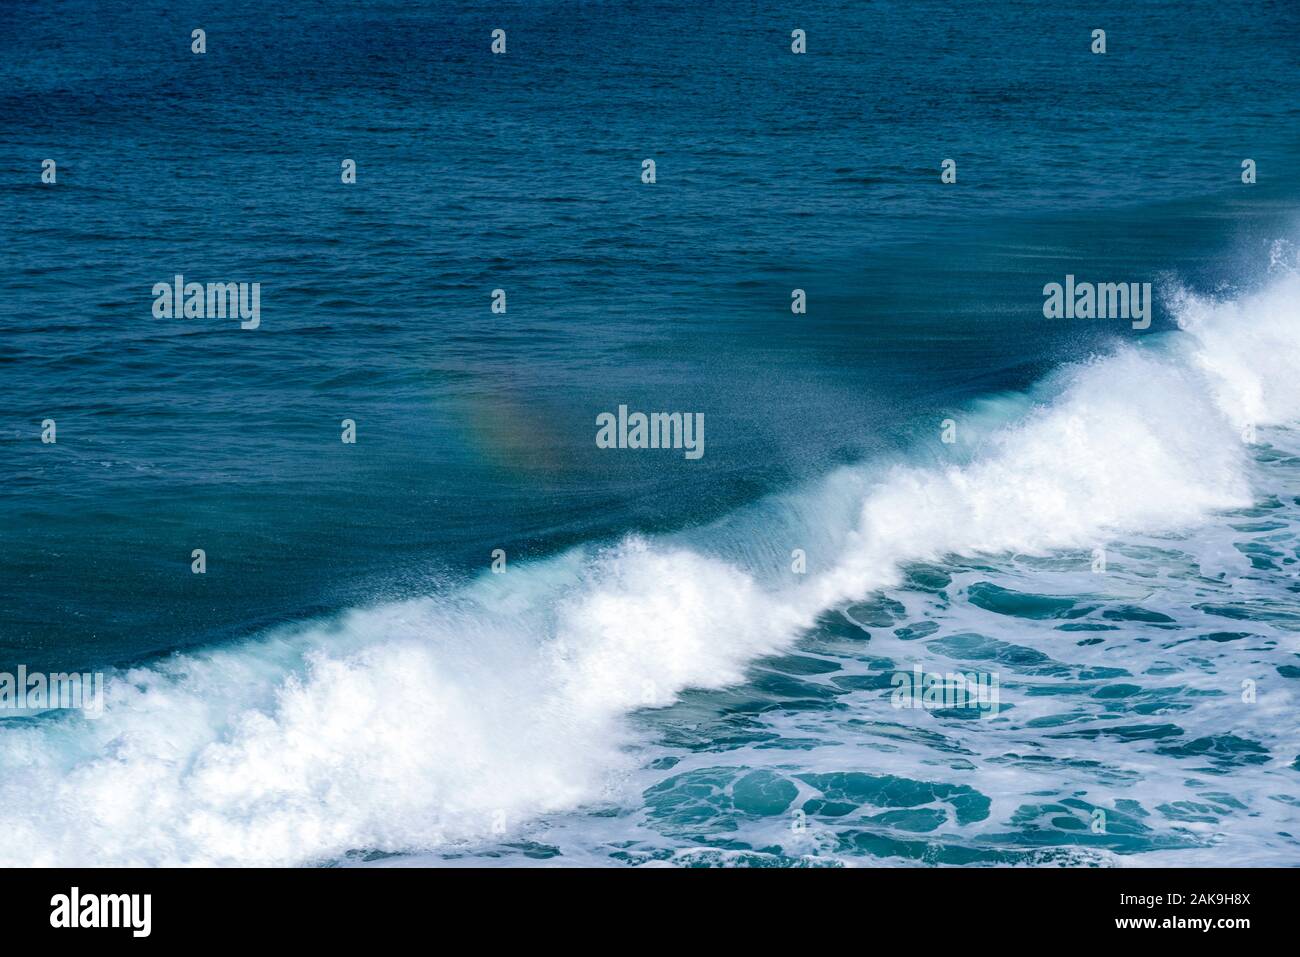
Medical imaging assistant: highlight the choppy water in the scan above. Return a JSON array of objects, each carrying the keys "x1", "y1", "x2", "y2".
[{"x1": 0, "y1": 0, "x2": 1298, "y2": 866}]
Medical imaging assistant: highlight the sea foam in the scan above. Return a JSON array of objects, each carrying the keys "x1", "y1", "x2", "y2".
[{"x1": 1, "y1": 272, "x2": 1297, "y2": 866}]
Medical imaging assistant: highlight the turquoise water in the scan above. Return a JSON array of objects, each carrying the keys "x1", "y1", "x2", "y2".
[{"x1": 0, "y1": 0, "x2": 1297, "y2": 866}]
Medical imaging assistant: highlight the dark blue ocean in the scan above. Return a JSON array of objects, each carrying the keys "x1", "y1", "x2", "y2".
[{"x1": 2, "y1": 0, "x2": 1298, "y2": 866}]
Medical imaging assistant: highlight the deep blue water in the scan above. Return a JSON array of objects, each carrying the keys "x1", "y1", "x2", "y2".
[{"x1": 1, "y1": 0, "x2": 1298, "y2": 866}]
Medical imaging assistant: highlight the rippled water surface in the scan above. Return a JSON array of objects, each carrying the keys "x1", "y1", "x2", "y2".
[{"x1": 1, "y1": 0, "x2": 1297, "y2": 866}]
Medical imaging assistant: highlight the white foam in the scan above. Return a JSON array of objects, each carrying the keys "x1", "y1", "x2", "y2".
[
  {"x1": 1, "y1": 270, "x2": 1296, "y2": 866},
  {"x1": 1174, "y1": 272, "x2": 1300, "y2": 430}
]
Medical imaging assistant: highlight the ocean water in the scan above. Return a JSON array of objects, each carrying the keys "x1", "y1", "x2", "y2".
[{"x1": 1, "y1": 0, "x2": 1298, "y2": 866}]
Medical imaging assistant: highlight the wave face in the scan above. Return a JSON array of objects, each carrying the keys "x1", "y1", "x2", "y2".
[{"x1": 2, "y1": 272, "x2": 1299, "y2": 867}]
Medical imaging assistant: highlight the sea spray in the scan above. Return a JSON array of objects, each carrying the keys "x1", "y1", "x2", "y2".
[{"x1": 1, "y1": 272, "x2": 1297, "y2": 866}]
